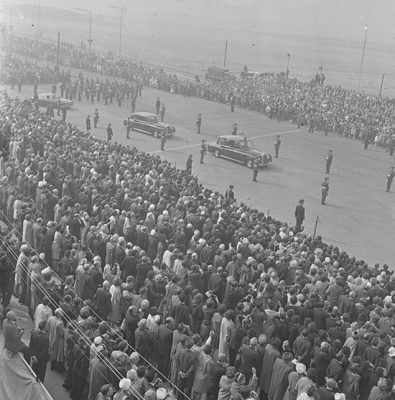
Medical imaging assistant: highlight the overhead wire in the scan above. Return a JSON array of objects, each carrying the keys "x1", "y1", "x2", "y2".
[
  {"x1": 0, "y1": 231, "x2": 145, "y2": 400},
  {"x1": 0, "y1": 210, "x2": 189, "y2": 398}
]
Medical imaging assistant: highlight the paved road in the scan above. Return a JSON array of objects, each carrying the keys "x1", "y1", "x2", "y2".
[{"x1": 2, "y1": 80, "x2": 395, "y2": 266}]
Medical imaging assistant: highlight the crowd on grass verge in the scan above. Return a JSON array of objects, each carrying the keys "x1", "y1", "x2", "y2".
[
  {"x1": 3, "y1": 35, "x2": 395, "y2": 148},
  {"x1": 1, "y1": 35, "x2": 395, "y2": 400}
]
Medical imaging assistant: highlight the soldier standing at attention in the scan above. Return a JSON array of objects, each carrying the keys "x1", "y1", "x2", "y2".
[
  {"x1": 225, "y1": 185, "x2": 235, "y2": 204},
  {"x1": 274, "y1": 135, "x2": 281, "y2": 158},
  {"x1": 86, "y1": 115, "x2": 91, "y2": 134},
  {"x1": 231, "y1": 123, "x2": 238, "y2": 136},
  {"x1": 186, "y1": 155, "x2": 193, "y2": 174},
  {"x1": 294, "y1": 199, "x2": 305, "y2": 231},
  {"x1": 160, "y1": 132, "x2": 166, "y2": 151},
  {"x1": 386, "y1": 167, "x2": 395, "y2": 192},
  {"x1": 321, "y1": 177, "x2": 329, "y2": 205},
  {"x1": 252, "y1": 159, "x2": 259, "y2": 182},
  {"x1": 107, "y1": 123, "x2": 113, "y2": 142},
  {"x1": 196, "y1": 113, "x2": 202, "y2": 134},
  {"x1": 160, "y1": 103, "x2": 166, "y2": 122},
  {"x1": 93, "y1": 109, "x2": 99, "y2": 128},
  {"x1": 326, "y1": 149, "x2": 333, "y2": 174},
  {"x1": 156, "y1": 97, "x2": 161, "y2": 114},
  {"x1": 200, "y1": 140, "x2": 207, "y2": 164}
]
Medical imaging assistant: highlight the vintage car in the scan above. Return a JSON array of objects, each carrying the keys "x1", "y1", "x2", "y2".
[
  {"x1": 34, "y1": 93, "x2": 73, "y2": 109},
  {"x1": 207, "y1": 135, "x2": 272, "y2": 168},
  {"x1": 128, "y1": 112, "x2": 176, "y2": 138}
]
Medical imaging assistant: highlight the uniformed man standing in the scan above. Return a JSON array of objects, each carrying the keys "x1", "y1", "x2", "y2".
[
  {"x1": 156, "y1": 97, "x2": 161, "y2": 114},
  {"x1": 225, "y1": 185, "x2": 235, "y2": 204},
  {"x1": 386, "y1": 167, "x2": 395, "y2": 192},
  {"x1": 107, "y1": 123, "x2": 113, "y2": 142},
  {"x1": 326, "y1": 149, "x2": 333, "y2": 174},
  {"x1": 252, "y1": 159, "x2": 259, "y2": 182},
  {"x1": 126, "y1": 118, "x2": 132, "y2": 139},
  {"x1": 230, "y1": 95, "x2": 236, "y2": 112},
  {"x1": 160, "y1": 103, "x2": 166, "y2": 122},
  {"x1": 274, "y1": 135, "x2": 281, "y2": 158},
  {"x1": 131, "y1": 97, "x2": 136, "y2": 113},
  {"x1": 160, "y1": 132, "x2": 166, "y2": 151},
  {"x1": 93, "y1": 109, "x2": 99, "y2": 128},
  {"x1": 86, "y1": 115, "x2": 91, "y2": 133},
  {"x1": 186, "y1": 155, "x2": 193, "y2": 174},
  {"x1": 294, "y1": 199, "x2": 305, "y2": 231},
  {"x1": 196, "y1": 113, "x2": 202, "y2": 134},
  {"x1": 321, "y1": 177, "x2": 329, "y2": 204},
  {"x1": 200, "y1": 140, "x2": 207, "y2": 164},
  {"x1": 231, "y1": 123, "x2": 238, "y2": 135}
]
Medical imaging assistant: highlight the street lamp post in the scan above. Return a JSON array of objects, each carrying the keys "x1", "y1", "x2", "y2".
[
  {"x1": 73, "y1": 8, "x2": 93, "y2": 52},
  {"x1": 357, "y1": 25, "x2": 368, "y2": 92},
  {"x1": 110, "y1": 5, "x2": 126, "y2": 58}
]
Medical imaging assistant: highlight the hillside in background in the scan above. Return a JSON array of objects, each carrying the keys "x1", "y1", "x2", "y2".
[{"x1": 2, "y1": 0, "x2": 395, "y2": 95}]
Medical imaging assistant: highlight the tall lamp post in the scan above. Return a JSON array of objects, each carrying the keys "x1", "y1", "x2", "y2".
[
  {"x1": 357, "y1": 25, "x2": 368, "y2": 92},
  {"x1": 73, "y1": 8, "x2": 93, "y2": 52},
  {"x1": 110, "y1": 5, "x2": 126, "y2": 58}
]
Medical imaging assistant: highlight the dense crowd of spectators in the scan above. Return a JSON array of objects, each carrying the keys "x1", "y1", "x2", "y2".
[
  {"x1": 1, "y1": 35, "x2": 395, "y2": 400},
  {"x1": 4, "y1": 35, "x2": 395, "y2": 147}
]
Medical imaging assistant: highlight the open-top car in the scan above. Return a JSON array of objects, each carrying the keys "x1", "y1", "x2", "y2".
[
  {"x1": 207, "y1": 135, "x2": 272, "y2": 168},
  {"x1": 128, "y1": 112, "x2": 176, "y2": 138},
  {"x1": 34, "y1": 93, "x2": 73, "y2": 109}
]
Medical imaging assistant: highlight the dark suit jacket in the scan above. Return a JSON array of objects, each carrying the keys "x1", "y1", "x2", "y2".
[
  {"x1": 29, "y1": 330, "x2": 49, "y2": 361},
  {"x1": 3, "y1": 319, "x2": 25, "y2": 353},
  {"x1": 80, "y1": 272, "x2": 97, "y2": 301}
]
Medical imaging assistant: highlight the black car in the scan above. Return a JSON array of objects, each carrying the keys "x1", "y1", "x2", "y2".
[
  {"x1": 207, "y1": 135, "x2": 272, "y2": 168},
  {"x1": 127, "y1": 112, "x2": 175, "y2": 138}
]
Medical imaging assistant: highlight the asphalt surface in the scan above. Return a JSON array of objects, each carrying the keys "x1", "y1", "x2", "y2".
[{"x1": 2, "y1": 78, "x2": 395, "y2": 267}]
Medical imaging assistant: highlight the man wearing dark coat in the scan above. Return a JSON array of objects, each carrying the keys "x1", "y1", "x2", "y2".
[
  {"x1": 80, "y1": 264, "x2": 97, "y2": 301},
  {"x1": 268, "y1": 352, "x2": 295, "y2": 400},
  {"x1": 294, "y1": 199, "x2": 305, "y2": 231},
  {"x1": 94, "y1": 281, "x2": 112, "y2": 321},
  {"x1": 29, "y1": 320, "x2": 50, "y2": 382},
  {"x1": 207, "y1": 352, "x2": 227, "y2": 400},
  {"x1": 239, "y1": 337, "x2": 259, "y2": 383},
  {"x1": 259, "y1": 337, "x2": 281, "y2": 395},
  {"x1": 156, "y1": 317, "x2": 174, "y2": 378}
]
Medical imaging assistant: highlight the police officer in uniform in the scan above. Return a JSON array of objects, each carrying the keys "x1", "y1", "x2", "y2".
[
  {"x1": 93, "y1": 109, "x2": 99, "y2": 128},
  {"x1": 86, "y1": 115, "x2": 91, "y2": 133},
  {"x1": 196, "y1": 113, "x2": 202, "y2": 134},
  {"x1": 186, "y1": 154, "x2": 193, "y2": 174},
  {"x1": 326, "y1": 149, "x2": 333, "y2": 174},
  {"x1": 252, "y1": 159, "x2": 259, "y2": 182},
  {"x1": 274, "y1": 135, "x2": 281, "y2": 158},
  {"x1": 386, "y1": 167, "x2": 395, "y2": 192},
  {"x1": 200, "y1": 140, "x2": 207, "y2": 164},
  {"x1": 160, "y1": 132, "x2": 166, "y2": 151},
  {"x1": 321, "y1": 177, "x2": 329, "y2": 204},
  {"x1": 294, "y1": 199, "x2": 305, "y2": 231},
  {"x1": 107, "y1": 123, "x2": 113, "y2": 142}
]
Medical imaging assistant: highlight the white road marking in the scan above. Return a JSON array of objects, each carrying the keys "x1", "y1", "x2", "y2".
[{"x1": 148, "y1": 127, "x2": 304, "y2": 153}]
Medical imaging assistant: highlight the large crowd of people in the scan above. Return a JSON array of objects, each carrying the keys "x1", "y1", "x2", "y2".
[
  {"x1": 3, "y1": 34, "x2": 395, "y2": 148},
  {"x1": 1, "y1": 34, "x2": 395, "y2": 400}
]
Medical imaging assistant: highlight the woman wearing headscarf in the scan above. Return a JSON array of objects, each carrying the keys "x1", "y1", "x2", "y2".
[
  {"x1": 283, "y1": 363, "x2": 307, "y2": 400},
  {"x1": 218, "y1": 366, "x2": 236, "y2": 400},
  {"x1": 230, "y1": 370, "x2": 258, "y2": 400}
]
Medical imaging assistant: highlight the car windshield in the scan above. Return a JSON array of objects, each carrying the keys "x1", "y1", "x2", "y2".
[
  {"x1": 239, "y1": 139, "x2": 255, "y2": 150},
  {"x1": 148, "y1": 116, "x2": 159, "y2": 124}
]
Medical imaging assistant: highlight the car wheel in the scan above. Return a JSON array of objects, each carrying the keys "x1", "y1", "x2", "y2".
[
  {"x1": 246, "y1": 160, "x2": 253, "y2": 169},
  {"x1": 154, "y1": 130, "x2": 159, "y2": 138},
  {"x1": 214, "y1": 150, "x2": 221, "y2": 158}
]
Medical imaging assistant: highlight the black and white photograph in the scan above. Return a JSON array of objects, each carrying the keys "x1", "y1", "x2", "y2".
[{"x1": 0, "y1": 1, "x2": 395, "y2": 400}]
